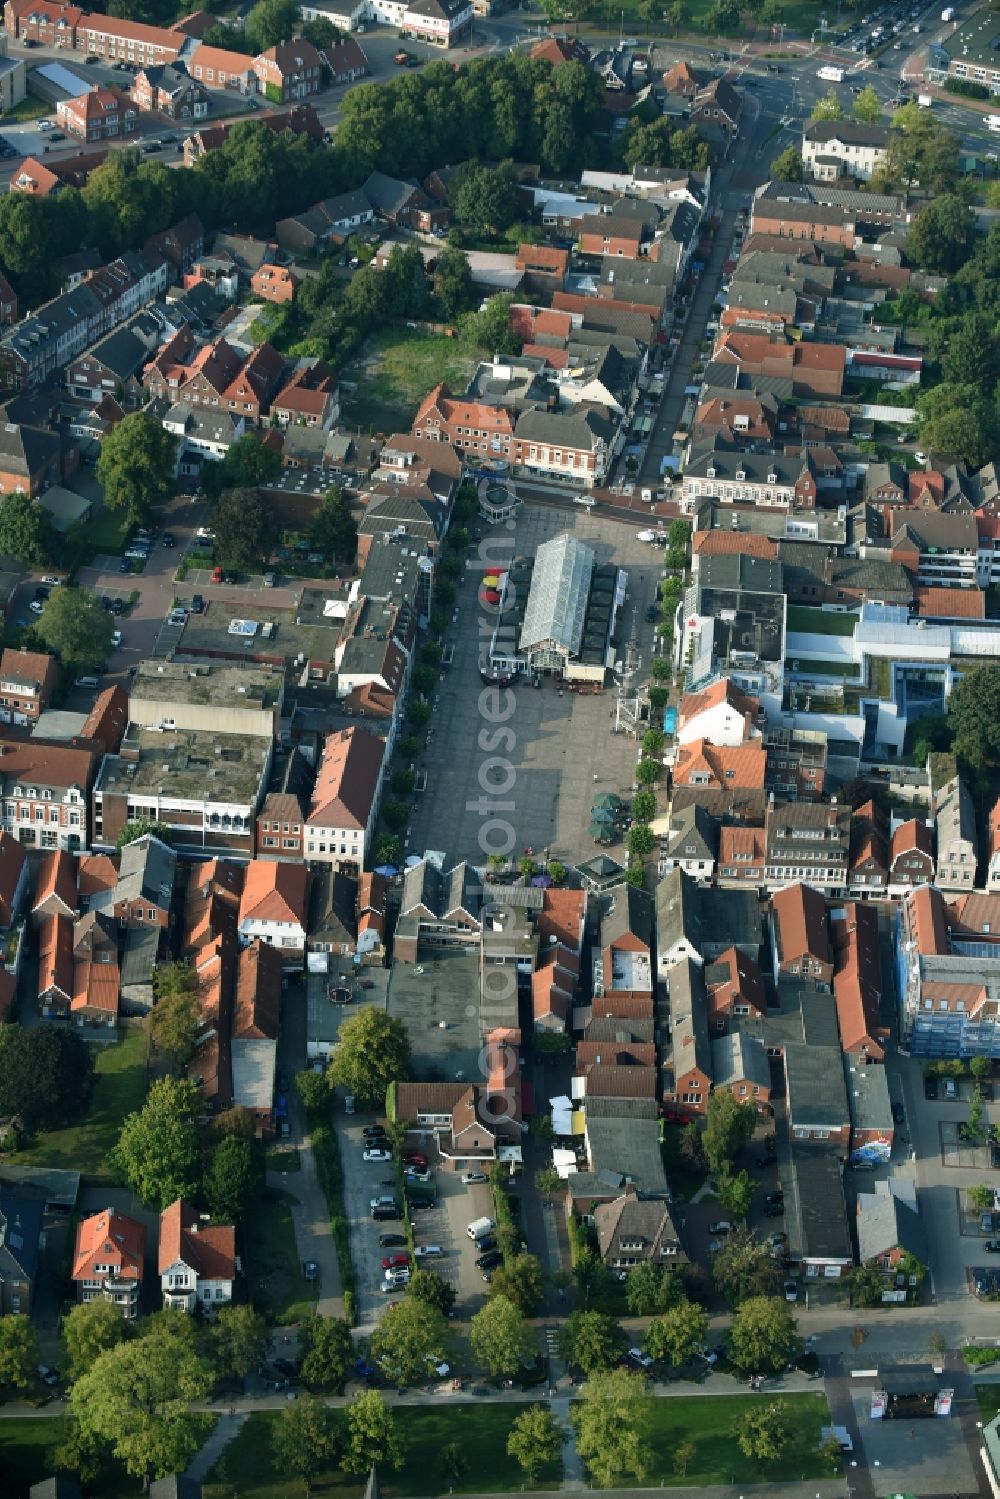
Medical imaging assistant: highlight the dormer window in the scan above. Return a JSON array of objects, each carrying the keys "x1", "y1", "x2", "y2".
[
  {"x1": 706, "y1": 466, "x2": 716, "y2": 479},
  {"x1": 768, "y1": 471, "x2": 778, "y2": 483},
  {"x1": 736, "y1": 468, "x2": 746, "y2": 481}
]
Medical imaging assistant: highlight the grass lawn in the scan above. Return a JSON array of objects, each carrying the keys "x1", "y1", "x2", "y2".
[
  {"x1": 341, "y1": 327, "x2": 480, "y2": 433},
  {"x1": 243, "y1": 1187, "x2": 318, "y2": 1324},
  {"x1": 0, "y1": 1414, "x2": 146, "y2": 1497},
  {"x1": 789, "y1": 657, "x2": 860, "y2": 680},
  {"x1": 205, "y1": 1404, "x2": 563, "y2": 1498},
  {"x1": 630, "y1": 1393, "x2": 832, "y2": 1487},
  {"x1": 786, "y1": 605, "x2": 859, "y2": 636},
  {"x1": 64, "y1": 505, "x2": 132, "y2": 575},
  {"x1": 3, "y1": 88, "x2": 51, "y2": 122},
  {"x1": 7, "y1": 1028, "x2": 148, "y2": 1183}
]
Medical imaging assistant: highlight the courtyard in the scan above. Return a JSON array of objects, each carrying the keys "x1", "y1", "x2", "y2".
[{"x1": 404, "y1": 504, "x2": 666, "y2": 869}]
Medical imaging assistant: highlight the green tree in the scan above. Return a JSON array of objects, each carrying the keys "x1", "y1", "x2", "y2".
[
  {"x1": 735, "y1": 1401, "x2": 792, "y2": 1464},
  {"x1": 624, "y1": 863, "x2": 647, "y2": 888},
  {"x1": 627, "y1": 823, "x2": 654, "y2": 858},
  {"x1": 96, "y1": 410, "x2": 176, "y2": 526},
  {"x1": 547, "y1": 859, "x2": 568, "y2": 885},
  {"x1": 343, "y1": 1389, "x2": 404, "y2": 1476},
  {"x1": 726, "y1": 1295, "x2": 798, "y2": 1376},
  {"x1": 35, "y1": 586, "x2": 114, "y2": 674},
  {"x1": 771, "y1": 146, "x2": 803, "y2": 181},
  {"x1": 489, "y1": 1253, "x2": 544, "y2": 1316},
  {"x1": 626, "y1": 1262, "x2": 681, "y2": 1317},
  {"x1": 969, "y1": 1183, "x2": 995, "y2": 1213},
  {"x1": 375, "y1": 834, "x2": 401, "y2": 866},
  {"x1": 204, "y1": 1134, "x2": 261, "y2": 1224},
  {"x1": 535, "y1": 1166, "x2": 563, "y2": 1200},
  {"x1": 507, "y1": 1404, "x2": 563, "y2": 1481},
  {"x1": 296, "y1": 1066, "x2": 330, "y2": 1112},
  {"x1": 810, "y1": 90, "x2": 842, "y2": 121},
  {"x1": 644, "y1": 1298, "x2": 709, "y2": 1368},
  {"x1": 947, "y1": 664, "x2": 1000, "y2": 769},
  {"x1": 310, "y1": 484, "x2": 357, "y2": 565},
  {"x1": 299, "y1": 14, "x2": 337, "y2": 46},
  {"x1": 703, "y1": 1089, "x2": 757, "y2": 1178},
  {"x1": 470, "y1": 1294, "x2": 535, "y2": 1380},
  {"x1": 907, "y1": 195, "x2": 977, "y2": 274},
  {"x1": 440, "y1": 1442, "x2": 468, "y2": 1486},
  {"x1": 718, "y1": 1168, "x2": 754, "y2": 1221},
  {"x1": 0, "y1": 1315, "x2": 40, "y2": 1390},
  {"x1": 326, "y1": 1007, "x2": 410, "y2": 1109},
  {"x1": 211, "y1": 486, "x2": 276, "y2": 574},
  {"x1": 972, "y1": 1056, "x2": 992, "y2": 1084},
  {"x1": 110, "y1": 1076, "x2": 202, "y2": 1209},
  {"x1": 115, "y1": 818, "x2": 173, "y2": 850},
  {"x1": 674, "y1": 1439, "x2": 697, "y2": 1479},
  {"x1": 406, "y1": 1268, "x2": 457, "y2": 1318},
  {"x1": 519, "y1": 855, "x2": 537, "y2": 881},
  {"x1": 559, "y1": 1311, "x2": 625, "y2": 1373},
  {"x1": 299, "y1": 1313, "x2": 354, "y2": 1393},
  {"x1": 0, "y1": 490, "x2": 53, "y2": 563},
  {"x1": 273, "y1": 1392, "x2": 341, "y2": 1498},
  {"x1": 852, "y1": 84, "x2": 881, "y2": 122},
  {"x1": 202, "y1": 433, "x2": 281, "y2": 501},
  {"x1": 69, "y1": 1316, "x2": 212, "y2": 1486},
  {"x1": 635, "y1": 758, "x2": 662, "y2": 785},
  {"x1": 246, "y1": 0, "x2": 301, "y2": 52},
  {"x1": 631, "y1": 790, "x2": 657, "y2": 822},
  {"x1": 212, "y1": 1305, "x2": 268, "y2": 1382},
  {"x1": 62, "y1": 1298, "x2": 131, "y2": 1381},
  {"x1": 150, "y1": 964, "x2": 200, "y2": 1071},
  {"x1": 713, "y1": 1227, "x2": 782, "y2": 1306},
  {"x1": 0, "y1": 1023, "x2": 94, "y2": 1134},
  {"x1": 369, "y1": 1297, "x2": 449, "y2": 1388},
  {"x1": 433, "y1": 245, "x2": 475, "y2": 318},
  {"x1": 573, "y1": 1368, "x2": 652, "y2": 1487}
]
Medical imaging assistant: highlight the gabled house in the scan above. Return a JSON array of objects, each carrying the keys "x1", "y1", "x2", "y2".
[
  {"x1": 593, "y1": 883, "x2": 654, "y2": 1013},
  {"x1": 306, "y1": 869, "x2": 357, "y2": 966},
  {"x1": 849, "y1": 799, "x2": 889, "y2": 898},
  {"x1": 31, "y1": 848, "x2": 77, "y2": 925},
  {"x1": 832, "y1": 901, "x2": 888, "y2": 1062},
  {"x1": 765, "y1": 800, "x2": 850, "y2": 894},
  {"x1": 253, "y1": 39, "x2": 325, "y2": 101},
  {"x1": 0, "y1": 1187, "x2": 43, "y2": 1313},
  {"x1": 888, "y1": 818, "x2": 934, "y2": 892},
  {"x1": 660, "y1": 802, "x2": 717, "y2": 882},
  {"x1": 109, "y1": 833, "x2": 175, "y2": 929},
  {"x1": 159, "y1": 1198, "x2": 235, "y2": 1312},
  {"x1": 855, "y1": 1177, "x2": 927, "y2": 1272},
  {"x1": 711, "y1": 1025, "x2": 771, "y2": 1113},
  {"x1": 593, "y1": 1184, "x2": 685, "y2": 1272},
  {"x1": 664, "y1": 956, "x2": 711, "y2": 1115},
  {"x1": 238, "y1": 859, "x2": 309, "y2": 967},
  {"x1": 716, "y1": 824, "x2": 767, "y2": 888},
  {"x1": 988, "y1": 797, "x2": 1000, "y2": 894},
  {"x1": 676, "y1": 678, "x2": 761, "y2": 747},
  {"x1": 72, "y1": 1206, "x2": 145, "y2": 1319},
  {"x1": 770, "y1": 881, "x2": 831, "y2": 988},
  {"x1": 934, "y1": 774, "x2": 977, "y2": 893},
  {"x1": 670, "y1": 738, "x2": 767, "y2": 822},
  {"x1": 304, "y1": 726, "x2": 386, "y2": 872},
  {"x1": 705, "y1": 945, "x2": 766, "y2": 1034}
]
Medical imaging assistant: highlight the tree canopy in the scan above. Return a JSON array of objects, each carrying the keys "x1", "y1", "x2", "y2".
[
  {"x1": 150, "y1": 962, "x2": 200, "y2": 1071},
  {"x1": 211, "y1": 486, "x2": 276, "y2": 574},
  {"x1": 310, "y1": 485, "x2": 357, "y2": 566},
  {"x1": 326, "y1": 1007, "x2": 410, "y2": 1109},
  {"x1": 469, "y1": 1295, "x2": 535, "y2": 1380},
  {"x1": 0, "y1": 490, "x2": 53, "y2": 564},
  {"x1": 946, "y1": 663, "x2": 1000, "y2": 769},
  {"x1": 202, "y1": 432, "x2": 282, "y2": 501},
  {"x1": 110, "y1": 1076, "x2": 202, "y2": 1208},
  {"x1": 368, "y1": 1297, "x2": 449, "y2": 1388},
  {"x1": 572, "y1": 1368, "x2": 652, "y2": 1488},
  {"x1": 907, "y1": 195, "x2": 977, "y2": 275},
  {"x1": 95, "y1": 411, "x2": 176, "y2": 527},
  {"x1": 35, "y1": 586, "x2": 114, "y2": 674},
  {"x1": 726, "y1": 1295, "x2": 799, "y2": 1376},
  {"x1": 0, "y1": 1023, "x2": 94, "y2": 1133}
]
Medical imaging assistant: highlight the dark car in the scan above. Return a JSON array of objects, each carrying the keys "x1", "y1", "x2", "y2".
[
  {"x1": 222, "y1": 569, "x2": 238, "y2": 584},
  {"x1": 986, "y1": 1241, "x2": 1000, "y2": 1254},
  {"x1": 371, "y1": 1205, "x2": 401, "y2": 1221},
  {"x1": 48, "y1": 131, "x2": 66, "y2": 140},
  {"x1": 924, "y1": 1073, "x2": 939, "y2": 1100},
  {"x1": 363, "y1": 1125, "x2": 387, "y2": 1139},
  {"x1": 644, "y1": 605, "x2": 658, "y2": 622},
  {"x1": 161, "y1": 531, "x2": 175, "y2": 547},
  {"x1": 111, "y1": 598, "x2": 126, "y2": 614},
  {"x1": 119, "y1": 558, "x2": 131, "y2": 573},
  {"x1": 891, "y1": 1101, "x2": 905, "y2": 1124},
  {"x1": 190, "y1": 593, "x2": 204, "y2": 613},
  {"x1": 764, "y1": 1200, "x2": 784, "y2": 1218},
  {"x1": 408, "y1": 1195, "x2": 435, "y2": 1211},
  {"x1": 474, "y1": 1235, "x2": 497, "y2": 1255},
  {"x1": 476, "y1": 1250, "x2": 502, "y2": 1269},
  {"x1": 379, "y1": 1233, "x2": 406, "y2": 1248}
]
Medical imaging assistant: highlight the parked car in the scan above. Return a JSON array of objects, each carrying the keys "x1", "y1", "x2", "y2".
[
  {"x1": 708, "y1": 1220, "x2": 733, "y2": 1235},
  {"x1": 363, "y1": 1125, "x2": 388, "y2": 1139},
  {"x1": 985, "y1": 1240, "x2": 1000, "y2": 1253},
  {"x1": 403, "y1": 1151, "x2": 427, "y2": 1165},
  {"x1": 191, "y1": 593, "x2": 204, "y2": 613},
  {"x1": 627, "y1": 1348, "x2": 653, "y2": 1369},
  {"x1": 764, "y1": 1200, "x2": 784, "y2": 1219},
  {"x1": 161, "y1": 532, "x2": 175, "y2": 547},
  {"x1": 378, "y1": 1233, "x2": 406, "y2": 1248},
  {"x1": 211, "y1": 566, "x2": 224, "y2": 583},
  {"x1": 371, "y1": 1205, "x2": 401, "y2": 1221},
  {"x1": 381, "y1": 1254, "x2": 409, "y2": 1271},
  {"x1": 364, "y1": 1147, "x2": 392, "y2": 1163},
  {"x1": 944, "y1": 1077, "x2": 958, "y2": 1100},
  {"x1": 461, "y1": 1171, "x2": 488, "y2": 1185},
  {"x1": 302, "y1": 1261, "x2": 318, "y2": 1282},
  {"x1": 982, "y1": 1213, "x2": 995, "y2": 1234},
  {"x1": 783, "y1": 1280, "x2": 798, "y2": 1302},
  {"x1": 924, "y1": 1073, "x2": 939, "y2": 1100},
  {"x1": 29, "y1": 599, "x2": 44, "y2": 614},
  {"x1": 414, "y1": 1244, "x2": 443, "y2": 1258},
  {"x1": 404, "y1": 1166, "x2": 430, "y2": 1182},
  {"x1": 891, "y1": 1101, "x2": 905, "y2": 1124},
  {"x1": 476, "y1": 1250, "x2": 502, "y2": 1270}
]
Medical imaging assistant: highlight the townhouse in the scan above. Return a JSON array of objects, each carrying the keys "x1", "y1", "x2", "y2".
[
  {"x1": 832, "y1": 901, "x2": 887, "y2": 1063},
  {"x1": 770, "y1": 881, "x2": 832, "y2": 987},
  {"x1": 0, "y1": 648, "x2": 59, "y2": 726},
  {"x1": 895, "y1": 885, "x2": 1000, "y2": 1058},
  {"x1": 303, "y1": 726, "x2": 386, "y2": 870},
  {"x1": 0, "y1": 734, "x2": 97, "y2": 851},
  {"x1": 132, "y1": 62, "x2": 210, "y2": 120},
  {"x1": 934, "y1": 773, "x2": 978, "y2": 893},
  {"x1": 143, "y1": 330, "x2": 286, "y2": 426},
  {"x1": 711, "y1": 331, "x2": 846, "y2": 398},
  {"x1": 765, "y1": 801, "x2": 851, "y2": 895},
  {"x1": 74, "y1": 11, "x2": 182, "y2": 66},
  {"x1": 238, "y1": 859, "x2": 310, "y2": 967},
  {"x1": 989, "y1": 797, "x2": 1000, "y2": 894},
  {"x1": 670, "y1": 738, "x2": 767, "y2": 822},
  {"x1": 402, "y1": 0, "x2": 472, "y2": 46},
  {"x1": 681, "y1": 438, "x2": 819, "y2": 513},
  {"x1": 4, "y1": 0, "x2": 82, "y2": 47},
  {"x1": 849, "y1": 800, "x2": 889, "y2": 898},
  {"x1": 888, "y1": 818, "x2": 935, "y2": 893},
  {"x1": 748, "y1": 199, "x2": 856, "y2": 248},
  {"x1": 254, "y1": 39, "x2": 324, "y2": 100}
]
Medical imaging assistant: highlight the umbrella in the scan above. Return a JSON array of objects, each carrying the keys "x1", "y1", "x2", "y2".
[
  {"x1": 592, "y1": 792, "x2": 623, "y2": 810},
  {"x1": 589, "y1": 805, "x2": 615, "y2": 825},
  {"x1": 481, "y1": 588, "x2": 501, "y2": 605},
  {"x1": 531, "y1": 874, "x2": 552, "y2": 887},
  {"x1": 589, "y1": 822, "x2": 612, "y2": 844},
  {"x1": 404, "y1": 854, "x2": 423, "y2": 869},
  {"x1": 374, "y1": 864, "x2": 398, "y2": 877}
]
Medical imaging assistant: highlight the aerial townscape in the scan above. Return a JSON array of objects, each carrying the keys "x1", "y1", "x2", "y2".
[{"x1": 5, "y1": 0, "x2": 1000, "y2": 1496}]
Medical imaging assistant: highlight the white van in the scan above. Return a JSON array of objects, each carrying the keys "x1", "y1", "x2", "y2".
[
  {"x1": 467, "y1": 1216, "x2": 495, "y2": 1241},
  {"x1": 75, "y1": 675, "x2": 100, "y2": 688}
]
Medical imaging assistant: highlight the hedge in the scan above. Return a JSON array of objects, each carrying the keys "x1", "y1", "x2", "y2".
[{"x1": 307, "y1": 1109, "x2": 358, "y2": 1324}]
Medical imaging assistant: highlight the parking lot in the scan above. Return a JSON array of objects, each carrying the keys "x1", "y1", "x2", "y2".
[
  {"x1": 338, "y1": 1115, "x2": 496, "y2": 1335},
  {"x1": 405, "y1": 504, "x2": 667, "y2": 868}
]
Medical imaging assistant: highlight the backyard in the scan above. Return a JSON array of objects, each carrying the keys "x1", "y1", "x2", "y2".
[
  {"x1": 340, "y1": 327, "x2": 481, "y2": 433},
  {"x1": 243, "y1": 1186, "x2": 319, "y2": 1324},
  {"x1": 64, "y1": 505, "x2": 132, "y2": 575},
  {"x1": 6, "y1": 1027, "x2": 148, "y2": 1184},
  {"x1": 634, "y1": 1392, "x2": 832, "y2": 1487},
  {"x1": 205, "y1": 1404, "x2": 563, "y2": 1498}
]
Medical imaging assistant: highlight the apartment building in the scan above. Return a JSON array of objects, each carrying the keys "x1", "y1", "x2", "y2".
[
  {"x1": 895, "y1": 885, "x2": 1000, "y2": 1058},
  {"x1": 681, "y1": 438, "x2": 819, "y2": 513},
  {"x1": 0, "y1": 647, "x2": 59, "y2": 725},
  {"x1": 143, "y1": 329, "x2": 286, "y2": 425},
  {"x1": 57, "y1": 85, "x2": 136, "y2": 142},
  {"x1": 765, "y1": 800, "x2": 851, "y2": 894},
  {"x1": 0, "y1": 733, "x2": 97, "y2": 850},
  {"x1": 253, "y1": 39, "x2": 324, "y2": 100},
  {"x1": 802, "y1": 120, "x2": 890, "y2": 182},
  {"x1": 403, "y1": 0, "x2": 473, "y2": 46},
  {"x1": 304, "y1": 726, "x2": 386, "y2": 870},
  {"x1": 72, "y1": 1207, "x2": 145, "y2": 1319}
]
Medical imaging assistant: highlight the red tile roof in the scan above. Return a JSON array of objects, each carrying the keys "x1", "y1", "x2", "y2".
[
  {"x1": 771, "y1": 881, "x2": 830, "y2": 969},
  {"x1": 159, "y1": 1198, "x2": 235, "y2": 1281},
  {"x1": 308, "y1": 726, "x2": 385, "y2": 830},
  {"x1": 913, "y1": 586, "x2": 985, "y2": 619},
  {"x1": 32, "y1": 849, "x2": 77, "y2": 920},
  {"x1": 73, "y1": 1207, "x2": 145, "y2": 1284},
  {"x1": 239, "y1": 859, "x2": 309, "y2": 927}
]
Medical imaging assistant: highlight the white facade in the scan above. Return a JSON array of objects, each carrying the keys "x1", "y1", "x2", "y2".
[
  {"x1": 299, "y1": 0, "x2": 368, "y2": 25},
  {"x1": 239, "y1": 913, "x2": 307, "y2": 963},
  {"x1": 160, "y1": 1256, "x2": 233, "y2": 1312},
  {"x1": 677, "y1": 699, "x2": 756, "y2": 748},
  {"x1": 802, "y1": 128, "x2": 889, "y2": 182}
]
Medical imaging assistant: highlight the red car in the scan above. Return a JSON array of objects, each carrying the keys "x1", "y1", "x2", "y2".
[
  {"x1": 381, "y1": 1253, "x2": 409, "y2": 1271},
  {"x1": 403, "y1": 1152, "x2": 428, "y2": 1167},
  {"x1": 211, "y1": 565, "x2": 223, "y2": 583}
]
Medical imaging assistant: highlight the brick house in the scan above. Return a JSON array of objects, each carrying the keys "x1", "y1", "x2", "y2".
[
  {"x1": 251, "y1": 263, "x2": 297, "y2": 304},
  {"x1": 271, "y1": 360, "x2": 339, "y2": 428},
  {"x1": 111, "y1": 833, "x2": 175, "y2": 929},
  {"x1": 711, "y1": 1026, "x2": 771, "y2": 1113},
  {"x1": 665, "y1": 955, "x2": 712, "y2": 1115},
  {"x1": 0, "y1": 270, "x2": 16, "y2": 327},
  {"x1": 705, "y1": 945, "x2": 767, "y2": 1034},
  {"x1": 321, "y1": 37, "x2": 369, "y2": 85},
  {"x1": 0, "y1": 1188, "x2": 42, "y2": 1313},
  {"x1": 832, "y1": 901, "x2": 887, "y2": 1062},
  {"x1": 132, "y1": 61, "x2": 209, "y2": 119},
  {"x1": 849, "y1": 799, "x2": 889, "y2": 898},
  {"x1": 594, "y1": 1185, "x2": 685, "y2": 1272},
  {"x1": 57, "y1": 86, "x2": 137, "y2": 143},
  {"x1": 0, "y1": 733, "x2": 96, "y2": 850},
  {"x1": 253, "y1": 39, "x2": 324, "y2": 102},
  {"x1": 4, "y1": 0, "x2": 82, "y2": 47},
  {"x1": 711, "y1": 331, "x2": 846, "y2": 398},
  {"x1": 888, "y1": 818, "x2": 935, "y2": 891},
  {"x1": 143, "y1": 330, "x2": 285, "y2": 425},
  {"x1": 0, "y1": 647, "x2": 59, "y2": 724},
  {"x1": 185, "y1": 42, "x2": 256, "y2": 93},
  {"x1": 716, "y1": 825, "x2": 767, "y2": 887}
]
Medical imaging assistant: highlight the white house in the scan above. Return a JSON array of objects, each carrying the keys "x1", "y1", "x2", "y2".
[
  {"x1": 802, "y1": 120, "x2": 890, "y2": 182},
  {"x1": 676, "y1": 678, "x2": 761, "y2": 748},
  {"x1": 158, "y1": 1199, "x2": 235, "y2": 1312},
  {"x1": 304, "y1": 725, "x2": 386, "y2": 872},
  {"x1": 238, "y1": 859, "x2": 310, "y2": 967}
]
